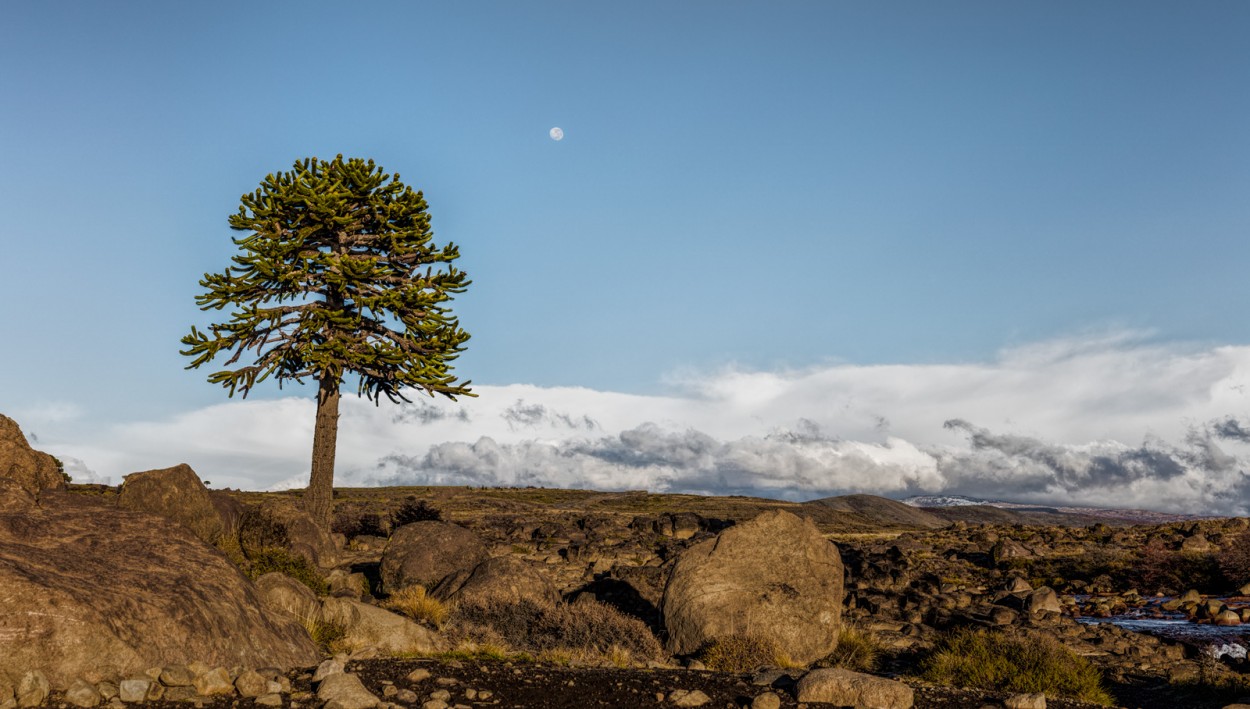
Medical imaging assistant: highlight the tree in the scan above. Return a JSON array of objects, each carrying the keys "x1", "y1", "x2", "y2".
[{"x1": 181, "y1": 155, "x2": 472, "y2": 526}]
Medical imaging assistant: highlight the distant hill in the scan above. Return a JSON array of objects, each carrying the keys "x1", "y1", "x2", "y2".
[
  {"x1": 901, "y1": 494, "x2": 1207, "y2": 526},
  {"x1": 804, "y1": 494, "x2": 948, "y2": 529}
]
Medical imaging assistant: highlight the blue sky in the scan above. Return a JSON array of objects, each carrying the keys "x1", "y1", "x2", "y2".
[{"x1": 3, "y1": 2, "x2": 1250, "y2": 511}]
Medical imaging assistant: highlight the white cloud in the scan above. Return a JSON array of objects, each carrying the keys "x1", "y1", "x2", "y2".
[{"x1": 21, "y1": 332, "x2": 1250, "y2": 514}]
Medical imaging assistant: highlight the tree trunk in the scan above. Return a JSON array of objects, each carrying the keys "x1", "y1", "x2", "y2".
[{"x1": 306, "y1": 374, "x2": 341, "y2": 528}]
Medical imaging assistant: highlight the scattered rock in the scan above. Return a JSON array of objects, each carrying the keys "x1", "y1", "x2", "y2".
[
  {"x1": 668, "y1": 689, "x2": 711, "y2": 706},
  {"x1": 64, "y1": 680, "x2": 101, "y2": 708},
  {"x1": 380, "y1": 521, "x2": 488, "y2": 592},
  {"x1": 192, "y1": 667, "x2": 234, "y2": 696},
  {"x1": 116, "y1": 679, "x2": 151, "y2": 703},
  {"x1": 795, "y1": 668, "x2": 914, "y2": 709},
  {"x1": 234, "y1": 670, "x2": 270, "y2": 698},
  {"x1": 313, "y1": 659, "x2": 346, "y2": 683},
  {"x1": 15, "y1": 671, "x2": 49, "y2": 709},
  {"x1": 751, "y1": 692, "x2": 781, "y2": 709},
  {"x1": 1005, "y1": 692, "x2": 1046, "y2": 709},
  {"x1": 317, "y1": 673, "x2": 380, "y2": 709},
  {"x1": 662, "y1": 510, "x2": 844, "y2": 664}
]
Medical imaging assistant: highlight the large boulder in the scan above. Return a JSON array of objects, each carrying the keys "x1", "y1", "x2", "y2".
[
  {"x1": 431, "y1": 555, "x2": 558, "y2": 606},
  {"x1": 380, "y1": 521, "x2": 488, "y2": 593},
  {"x1": 661, "y1": 510, "x2": 844, "y2": 664},
  {"x1": 0, "y1": 491, "x2": 318, "y2": 688},
  {"x1": 317, "y1": 597, "x2": 441, "y2": 655},
  {"x1": 117, "y1": 464, "x2": 224, "y2": 544},
  {"x1": 0, "y1": 414, "x2": 64, "y2": 495}
]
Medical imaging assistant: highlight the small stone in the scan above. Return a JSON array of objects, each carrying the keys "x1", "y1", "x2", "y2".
[
  {"x1": 162, "y1": 686, "x2": 199, "y2": 702},
  {"x1": 668, "y1": 689, "x2": 711, "y2": 707},
  {"x1": 236, "y1": 670, "x2": 270, "y2": 698},
  {"x1": 16, "y1": 672, "x2": 50, "y2": 709},
  {"x1": 464, "y1": 688, "x2": 476, "y2": 700},
  {"x1": 313, "y1": 660, "x2": 346, "y2": 683},
  {"x1": 476, "y1": 690, "x2": 492, "y2": 700},
  {"x1": 65, "y1": 680, "x2": 102, "y2": 708},
  {"x1": 118, "y1": 678, "x2": 150, "y2": 703},
  {"x1": 193, "y1": 667, "x2": 234, "y2": 696},
  {"x1": 317, "y1": 673, "x2": 379, "y2": 709},
  {"x1": 1004, "y1": 693, "x2": 1046, "y2": 709},
  {"x1": 406, "y1": 669, "x2": 431, "y2": 683},
  {"x1": 420, "y1": 701, "x2": 448, "y2": 709},
  {"x1": 396, "y1": 690, "x2": 419, "y2": 703},
  {"x1": 752, "y1": 692, "x2": 781, "y2": 709},
  {"x1": 429, "y1": 689, "x2": 451, "y2": 701},
  {"x1": 160, "y1": 666, "x2": 195, "y2": 688},
  {"x1": 255, "y1": 694, "x2": 284, "y2": 707},
  {"x1": 96, "y1": 683, "x2": 118, "y2": 701}
]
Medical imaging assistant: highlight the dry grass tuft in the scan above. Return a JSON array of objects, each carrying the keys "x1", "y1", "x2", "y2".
[
  {"x1": 698, "y1": 635, "x2": 788, "y2": 673},
  {"x1": 382, "y1": 584, "x2": 449, "y2": 628}
]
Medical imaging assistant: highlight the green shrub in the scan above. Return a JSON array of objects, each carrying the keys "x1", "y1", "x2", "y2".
[
  {"x1": 921, "y1": 629, "x2": 1113, "y2": 706},
  {"x1": 237, "y1": 507, "x2": 289, "y2": 558},
  {"x1": 698, "y1": 635, "x2": 787, "y2": 672},
  {"x1": 246, "y1": 547, "x2": 328, "y2": 595},
  {"x1": 391, "y1": 497, "x2": 442, "y2": 527}
]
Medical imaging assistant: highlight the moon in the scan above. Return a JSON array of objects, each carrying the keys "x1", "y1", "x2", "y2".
[{"x1": 549, "y1": 127, "x2": 564, "y2": 141}]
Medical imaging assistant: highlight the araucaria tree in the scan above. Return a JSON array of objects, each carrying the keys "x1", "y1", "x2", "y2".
[{"x1": 181, "y1": 155, "x2": 472, "y2": 526}]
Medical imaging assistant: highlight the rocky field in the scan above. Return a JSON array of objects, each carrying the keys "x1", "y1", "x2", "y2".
[{"x1": 5, "y1": 413, "x2": 1250, "y2": 709}]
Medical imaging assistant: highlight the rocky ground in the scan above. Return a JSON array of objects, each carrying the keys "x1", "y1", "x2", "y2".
[{"x1": 9, "y1": 412, "x2": 1250, "y2": 709}]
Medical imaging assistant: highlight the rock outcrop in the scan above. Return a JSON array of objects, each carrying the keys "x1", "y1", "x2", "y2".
[
  {"x1": 0, "y1": 491, "x2": 318, "y2": 688},
  {"x1": 380, "y1": 520, "x2": 488, "y2": 592},
  {"x1": 795, "y1": 668, "x2": 914, "y2": 709},
  {"x1": 117, "y1": 463, "x2": 224, "y2": 544},
  {"x1": 661, "y1": 510, "x2": 844, "y2": 664},
  {"x1": 317, "y1": 597, "x2": 442, "y2": 655},
  {"x1": 0, "y1": 414, "x2": 64, "y2": 495}
]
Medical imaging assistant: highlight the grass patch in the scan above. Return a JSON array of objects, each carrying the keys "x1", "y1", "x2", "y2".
[
  {"x1": 698, "y1": 635, "x2": 790, "y2": 673},
  {"x1": 453, "y1": 596, "x2": 662, "y2": 661},
  {"x1": 382, "y1": 585, "x2": 449, "y2": 628},
  {"x1": 246, "y1": 547, "x2": 328, "y2": 595},
  {"x1": 301, "y1": 615, "x2": 348, "y2": 655},
  {"x1": 920, "y1": 629, "x2": 1113, "y2": 706},
  {"x1": 818, "y1": 627, "x2": 882, "y2": 672}
]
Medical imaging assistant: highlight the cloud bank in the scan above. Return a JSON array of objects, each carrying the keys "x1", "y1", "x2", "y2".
[{"x1": 29, "y1": 332, "x2": 1250, "y2": 515}]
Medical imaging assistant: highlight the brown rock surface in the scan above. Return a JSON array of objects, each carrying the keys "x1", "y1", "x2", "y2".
[
  {"x1": 431, "y1": 555, "x2": 558, "y2": 605},
  {"x1": 0, "y1": 414, "x2": 64, "y2": 495},
  {"x1": 661, "y1": 509, "x2": 844, "y2": 664},
  {"x1": 117, "y1": 463, "x2": 224, "y2": 544},
  {"x1": 380, "y1": 520, "x2": 488, "y2": 592},
  {"x1": 0, "y1": 491, "x2": 318, "y2": 688},
  {"x1": 795, "y1": 668, "x2": 914, "y2": 708}
]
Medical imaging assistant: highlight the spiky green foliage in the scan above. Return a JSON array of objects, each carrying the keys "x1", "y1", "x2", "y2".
[
  {"x1": 181, "y1": 155, "x2": 472, "y2": 403},
  {"x1": 181, "y1": 156, "x2": 473, "y2": 525}
]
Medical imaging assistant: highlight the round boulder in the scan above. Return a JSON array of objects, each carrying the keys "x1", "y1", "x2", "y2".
[
  {"x1": 380, "y1": 521, "x2": 488, "y2": 593},
  {"x1": 661, "y1": 509, "x2": 844, "y2": 664}
]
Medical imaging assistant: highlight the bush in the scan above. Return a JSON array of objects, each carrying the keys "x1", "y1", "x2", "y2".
[
  {"x1": 246, "y1": 547, "x2": 328, "y2": 595},
  {"x1": 921, "y1": 629, "x2": 1113, "y2": 706},
  {"x1": 237, "y1": 507, "x2": 289, "y2": 558},
  {"x1": 302, "y1": 616, "x2": 348, "y2": 655},
  {"x1": 698, "y1": 635, "x2": 787, "y2": 673},
  {"x1": 819, "y1": 627, "x2": 881, "y2": 672},
  {"x1": 453, "y1": 595, "x2": 662, "y2": 660},
  {"x1": 383, "y1": 585, "x2": 449, "y2": 627},
  {"x1": 391, "y1": 497, "x2": 442, "y2": 527}
]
